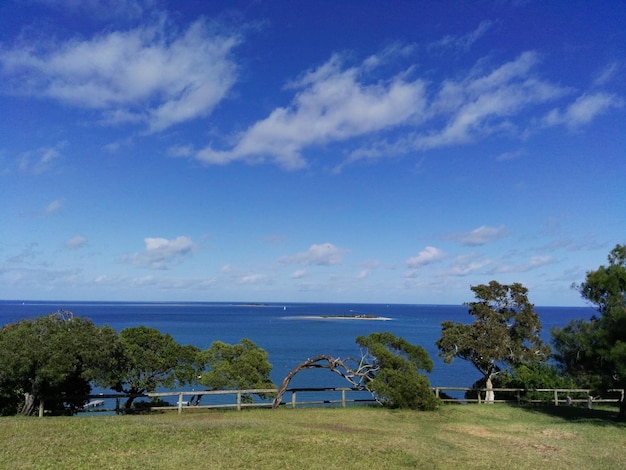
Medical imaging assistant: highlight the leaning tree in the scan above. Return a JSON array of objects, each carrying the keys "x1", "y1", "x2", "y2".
[
  {"x1": 272, "y1": 332, "x2": 438, "y2": 410},
  {"x1": 436, "y1": 281, "x2": 550, "y2": 402}
]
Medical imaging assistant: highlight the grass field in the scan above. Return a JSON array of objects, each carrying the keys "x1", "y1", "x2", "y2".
[{"x1": 1, "y1": 404, "x2": 625, "y2": 469}]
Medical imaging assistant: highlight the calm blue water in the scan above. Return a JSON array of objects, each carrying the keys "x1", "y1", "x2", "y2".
[{"x1": 0, "y1": 301, "x2": 596, "y2": 400}]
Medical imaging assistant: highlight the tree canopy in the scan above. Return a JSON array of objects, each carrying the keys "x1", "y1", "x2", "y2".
[
  {"x1": 436, "y1": 281, "x2": 549, "y2": 400},
  {"x1": 552, "y1": 244, "x2": 626, "y2": 418},
  {"x1": 355, "y1": 332, "x2": 438, "y2": 410},
  {"x1": 0, "y1": 311, "x2": 119, "y2": 415},
  {"x1": 110, "y1": 326, "x2": 202, "y2": 409},
  {"x1": 198, "y1": 339, "x2": 275, "y2": 403}
]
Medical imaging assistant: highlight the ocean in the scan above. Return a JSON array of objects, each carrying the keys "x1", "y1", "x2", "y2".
[{"x1": 0, "y1": 301, "x2": 596, "y2": 402}]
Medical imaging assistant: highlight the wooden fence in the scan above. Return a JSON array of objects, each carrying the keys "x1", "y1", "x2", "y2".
[
  {"x1": 34, "y1": 387, "x2": 624, "y2": 417},
  {"x1": 433, "y1": 387, "x2": 625, "y2": 406}
]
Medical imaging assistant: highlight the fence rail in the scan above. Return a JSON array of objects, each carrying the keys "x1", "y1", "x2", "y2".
[
  {"x1": 433, "y1": 387, "x2": 625, "y2": 406},
  {"x1": 35, "y1": 387, "x2": 625, "y2": 417}
]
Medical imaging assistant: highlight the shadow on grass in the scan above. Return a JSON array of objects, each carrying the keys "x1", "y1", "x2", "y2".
[{"x1": 513, "y1": 403, "x2": 626, "y2": 427}]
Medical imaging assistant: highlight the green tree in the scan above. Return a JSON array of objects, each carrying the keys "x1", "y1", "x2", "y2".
[
  {"x1": 110, "y1": 326, "x2": 202, "y2": 410},
  {"x1": 491, "y1": 363, "x2": 578, "y2": 402},
  {"x1": 436, "y1": 281, "x2": 550, "y2": 401},
  {"x1": 552, "y1": 244, "x2": 626, "y2": 418},
  {"x1": 355, "y1": 332, "x2": 438, "y2": 410},
  {"x1": 198, "y1": 339, "x2": 275, "y2": 403},
  {"x1": 0, "y1": 311, "x2": 120, "y2": 415}
]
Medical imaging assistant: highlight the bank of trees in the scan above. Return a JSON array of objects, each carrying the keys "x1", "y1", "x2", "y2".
[
  {"x1": 435, "y1": 244, "x2": 626, "y2": 416},
  {"x1": 0, "y1": 317, "x2": 274, "y2": 415},
  {"x1": 552, "y1": 244, "x2": 626, "y2": 418},
  {"x1": 1, "y1": 244, "x2": 624, "y2": 416}
]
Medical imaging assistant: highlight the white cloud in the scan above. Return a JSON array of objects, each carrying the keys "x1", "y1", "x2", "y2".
[
  {"x1": 65, "y1": 235, "x2": 87, "y2": 249},
  {"x1": 195, "y1": 50, "x2": 428, "y2": 169},
  {"x1": 406, "y1": 246, "x2": 446, "y2": 268},
  {"x1": 280, "y1": 242, "x2": 347, "y2": 266},
  {"x1": 204, "y1": 50, "x2": 570, "y2": 171},
  {"x1": 238, "y1": 273, "x2": 268, "y2": 285},
  {"x1": 494, "y1": 149, "x2": 524, "y2": 161},
  {"x1": 593, "y1": 62, "x2": 620, "y2": 87},
  {"x1": 0, "y1": 19, "x2": 239, "y2": 132},
  {"x1": 17, "y1": 142, "x2": 66, "y2": 175},
  {"x1": 355, "y1": 269, "x2": 370, "y2": 280},
  {"x1": 447, "y1": 225, "x2": 509, "y2": 246},
  {"x1": 543, "y1": 92, "x2": 623, "y2": 129},
  {"x1": 43, "y1": 199, "x2": 64, "y2": 215},
  {"x1": 441, "y1": 254, "x2": 492, "y2": 277},
  {"x1": 494, "y1": 255, "x2": 556, "y2": 273},
  {"x1": 429, "y1": 20, "x2": 495, "y2": 51},
  {"x1": 123, "y1": 236, "x2": 196, "y2": 269},
  {"x1": 290, "y1": 269, "x2": 307, "y2": 279}
]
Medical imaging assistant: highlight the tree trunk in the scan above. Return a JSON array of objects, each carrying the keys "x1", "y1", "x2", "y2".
[
  {"x1": 271, "y1": 355, "x2": 372, "y2": 409},
  {"x1": 124, "y1": 396, "x2": 136, "y2": 410},
  {"x1": 485, "y1": 375, "x2": 495, "y2": 403},
  {"x1": 272, "y1": 355, "x2": 338, "y2": 409},
  {"x1": 21, "y1": 392, "x2": 36, "y2": 416}
]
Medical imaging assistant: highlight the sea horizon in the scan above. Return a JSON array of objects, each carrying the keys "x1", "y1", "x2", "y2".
[{"x1": 0, "y1": 299, "x2": 592, "y2": 309}]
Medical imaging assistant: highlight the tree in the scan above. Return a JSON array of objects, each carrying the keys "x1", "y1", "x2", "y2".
[
  {"x1": 355, "y1": 332, "x2": 438, "y2": 410},
  {"x1": 490, "y1": 363, "x2": 578, "y2": 403},
  {"x1": 109, "y1": 326, "x2": 202, "y2": 410},
  {"x1": 552, "y1": 244, "x2": 626, "y2": 418},
  {"x1": 0, "y1": 311, "x2": 120, "y2": 415},
  {"x1": 197, "y1": 339, "x2": 275, "y2": 403},
  {"x1": 272, "y1": 332, "x2": 438, "y2": 410},
  {"x1": 436, "y1": 281, "x2": 550, "y2": 402}
]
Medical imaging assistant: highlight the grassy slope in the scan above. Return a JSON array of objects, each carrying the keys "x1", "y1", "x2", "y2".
[{"x1": 1, "y1": 405, "x2": 625, "y2": 469}]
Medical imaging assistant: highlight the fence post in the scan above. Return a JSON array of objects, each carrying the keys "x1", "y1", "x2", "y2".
[
  {"x1": 291, "y1": 391, "x2": 297, "y2": 409},
  {"x1": 554, "y1": 390, "x2": 559, "y2": 406},
  {"x1": 237, "y1": 391, "x2": 242, "y2": 411},
  {"x1": 178, "y1": 392, "x2": 184, "y2": 414},
  {"x1": 115, "y1": 396, "x2": 120, "y2": 415},
  {"x1": 341, "y1": 389, "x2": 346, "y2": 408},
  {"x1": 38, "y1": 399, "x2": 44, "y2": 418}
]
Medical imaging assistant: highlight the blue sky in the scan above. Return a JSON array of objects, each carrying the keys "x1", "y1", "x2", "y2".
[{"x1": 1, "y1": 1, "x2": 624, "y2": 306}]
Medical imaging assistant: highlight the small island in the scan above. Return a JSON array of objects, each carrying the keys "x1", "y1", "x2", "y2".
[
  {"x1": 283, "y1": 313, "x2": 392, "y2": 321},
  {"x1": 319, "y1": 314, "x2": 391, "y2": 321}
]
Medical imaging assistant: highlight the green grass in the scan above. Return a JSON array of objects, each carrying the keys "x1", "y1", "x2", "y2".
[{"x1": 1, "y1": 405, "x2": 625, "y2": 469}]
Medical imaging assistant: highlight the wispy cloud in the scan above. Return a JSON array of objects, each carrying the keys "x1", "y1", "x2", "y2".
[
  {"x1": 192, "y1": 47, "x2": 583, "y2": 172},
  {"x1": 406, "y1": 246, "x2": 446, "y2": 269},
  {"x1": 593, "y1": 61, "x2": 620, "y2": 87},
  {"x1": 122, "y1": 236, "x2": 197, "y2": 269},
  {"x1": 0, "y1": 18, "x2": 239, "y2": 132},
  {"x1": 65, "y1": 235, "x2": 87, "y2": 249},
  {"x1": 447, "y1": 225, "x2": 509, "y2": 246},
  {"x1": 440, "y1": 254, "x2": 492, "y2": 277},
  {"x1": 543, "y1": 92, "x2": 623, "y2": 129},
  {"x1": 429, "y1": 20, "x2": 496, "y2": 51},
  {"x1": 494, "y1": 255, "x2": 556, "y2": 273},
  {"x1": 28, "y1": 198, "x2": 65, "y2": 217},
  {"x1": 194, "y1": 49, "x2": 429, "y2": 169},
  {"x1": 17, "y1": 142, "x2": 66, "y2": 175},
  {"x1": 279, "y1": 242, "x2": 347, "y2": 266}
]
